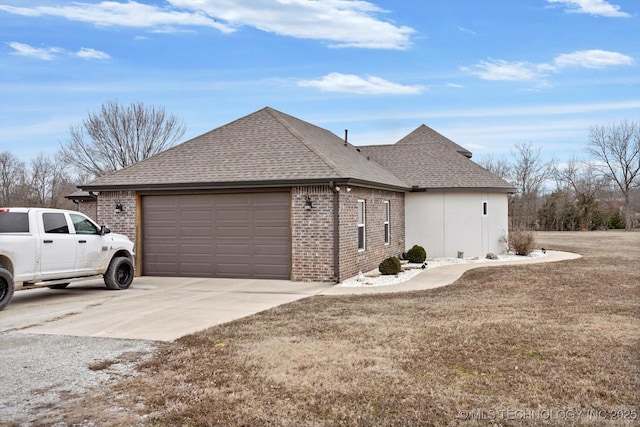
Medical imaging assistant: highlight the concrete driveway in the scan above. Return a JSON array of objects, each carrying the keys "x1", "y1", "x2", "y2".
[{"x1": 0, "y1": 277, "x2": 332, "y2": 342}]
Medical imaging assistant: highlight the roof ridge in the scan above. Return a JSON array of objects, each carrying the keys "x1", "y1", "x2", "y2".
[{"x1": 265, "y1": 107, "x2": 346, "y2": 178}]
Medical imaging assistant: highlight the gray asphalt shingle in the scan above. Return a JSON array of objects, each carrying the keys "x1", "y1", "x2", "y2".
[
  {"x1": 84, "y1": 107, "x2": 408, "y2": 190},
  {"x1": 361, "y1": 125, "x2": 514, "y2": 191}
]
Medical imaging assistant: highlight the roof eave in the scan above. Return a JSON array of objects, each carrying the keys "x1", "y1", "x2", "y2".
[
  {"x1": 410, "y1": 186, "x2": 516, "y2": 193},
  {"x1": 80, "y1": 178, "x2": 411, "y2": 193}
]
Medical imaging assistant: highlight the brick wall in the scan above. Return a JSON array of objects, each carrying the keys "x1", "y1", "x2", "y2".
[
  {"x1": 338, "y1": 187, "x2": 405, "y2": 281},
  {"x1": 290, "y1": 185, "x2": 334, "y2": 282},
  {"x1": 96, "y1": 191, "x2": 137, "y2": 242},
  {"x1": 73, "y1": 200, "x2": 97, "y2": 221},
  {"x1": 291, "y1": 185, "x2": 405, "y2": 283}
]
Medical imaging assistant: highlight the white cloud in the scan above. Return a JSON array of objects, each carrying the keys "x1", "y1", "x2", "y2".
[
  {"x1": 464, "y1": 49, "x2": 633, "y2": 83},
  {"x1": 75, "y1": 47, "x2": 111, "y2": 60},
  {"x1": 546, "y1": 0, "x2": 630, "y2": 18},
  {"x1": 298, "y1": 73, "x2": 424, "y2": 95},
  {"x1": 7, "y1": 42, "x2": 111, "y2": 61},
  {"x1": 0, "y1": 0, "x2": 414, "y2": 49},
  {"x1": 446, "y1": 83, "x2": 465, "y2": 88},
  {"x1": 461, "y1": 59, "x2": 550, "y2": 82},
  {"x1": 0, "y1": 2, "x2": 234, "y2": 33},
  {"x1": 170, "y1": 0, "x2": 414, "y2": 49},
  {"x1": 553, "y1": 49, "x2": 633, "y2": 69},
  {"x1": 7, "y1": 42, "x2": 61, "y2": 61},
  {"x1": 456, "y1": 26, "x2": 477, "y2": 35}
]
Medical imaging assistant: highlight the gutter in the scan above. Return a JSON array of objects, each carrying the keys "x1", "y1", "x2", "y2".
[{"x1": 80, "y1": 178, "x2": 410, "y2": 193}]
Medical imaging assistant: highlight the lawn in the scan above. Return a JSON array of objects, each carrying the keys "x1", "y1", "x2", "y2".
[{"x1": 47, "y1": 231, "x2": 639, "y2": 426}]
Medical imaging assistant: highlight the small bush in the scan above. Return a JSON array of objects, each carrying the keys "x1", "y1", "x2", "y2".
[
  {"x1": 379, "y1": 257, "x2": 402, "y2": 275},
  {"x1": 406, "y1": 245, "x2": 426, "y2": 263},
  {"x1": 509, "y1": 228, "x2": 536, "y2": 256}
]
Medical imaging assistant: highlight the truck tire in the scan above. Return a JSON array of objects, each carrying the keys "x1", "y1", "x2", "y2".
[
  {"x1": 0, "y1": 268, "x2": 15, "y2": 311},
  {"x1": 104, "y1": 257, "x2": 134, "y2": 290}
]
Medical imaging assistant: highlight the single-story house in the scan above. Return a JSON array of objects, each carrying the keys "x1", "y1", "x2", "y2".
[{"x1": 74, "y1": 107, "x2": 514, "y2": 282}]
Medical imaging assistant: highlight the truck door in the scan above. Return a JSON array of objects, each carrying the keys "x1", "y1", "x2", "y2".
[
  {"x1": 39, "y1": 212, "x2": 77, "y2": 278},
  {"x1": 69, "y1": 213, "x2": 108, "y2": 273}
]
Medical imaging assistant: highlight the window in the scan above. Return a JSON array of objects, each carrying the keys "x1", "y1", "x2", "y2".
[
  {"x1": 0, "y1": 212, "x2": 29, "y2": 233},
  {"x1": 42, "y1": 213, "x2": 69, "y2": 234},
  {"x1": 483, "y1": 201, "x2": 488, "y2": 216},
  {"x1": 383, "y1": 200, "x2": 390, "y2": 245},
  {"x1": 357, "y1": 200, "x2": 366, "y2": 251},
  {"x1": 70, "y1": 213, "x2": 99, "y2": 235}
]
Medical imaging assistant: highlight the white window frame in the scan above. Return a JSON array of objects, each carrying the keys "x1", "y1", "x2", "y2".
[
  {"x1": 383, "y1": 200, "x2": 390, "y2": 245},
  {"x1": 357, "y1": 199, "x2": 366, "y2": 251},
  {"x1": 483, "y1": 201, "x2": 488, "y2": 216}
]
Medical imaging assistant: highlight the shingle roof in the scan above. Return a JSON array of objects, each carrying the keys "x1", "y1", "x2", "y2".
[
  {"x1": 360, "y1": 126, "x2": 515, "y2": 192},
  {"x1": 82, "y1": 107, "x2": 409, "y2": 191},
  {"x1": 396, "y1": 125, "x2": 473, "y2": 158}
]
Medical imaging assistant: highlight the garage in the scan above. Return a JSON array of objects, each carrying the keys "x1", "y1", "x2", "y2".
[{"x1": 141, "y1": 192, "x2": 291, "y2": 279}]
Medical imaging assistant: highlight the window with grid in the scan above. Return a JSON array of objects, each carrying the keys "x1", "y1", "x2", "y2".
[{"x1": 357, "y1": 200, "x2": 365, "y2": 251}]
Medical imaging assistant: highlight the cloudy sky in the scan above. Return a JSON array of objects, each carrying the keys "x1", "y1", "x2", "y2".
[{"x1": 1, "y1": 0, "x2": 638, "y2": 164}]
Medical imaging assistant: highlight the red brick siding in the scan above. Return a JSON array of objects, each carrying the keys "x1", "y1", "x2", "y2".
[
  {"x1": 290, "y1": 186, "x2": 334, "y2": 282},
  {"x1": 75, "y1": 200, "x2": 97, "y2": 221},
  {"x1": 96, "y1": 191, "x2": 137, "y2": 242},
  {"x1": 338, "y1": 187, "x2": 405, "y2": 281}
]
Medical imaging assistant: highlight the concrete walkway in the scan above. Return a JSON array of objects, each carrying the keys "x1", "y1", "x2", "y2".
[{"x1": 321, "y1": 250, "x2": 582, "y2": 296}]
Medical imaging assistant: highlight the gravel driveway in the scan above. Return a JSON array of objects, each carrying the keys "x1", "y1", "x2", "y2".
[{"x1": 0, "y1": 332, "x2": 159, "y2": 426}]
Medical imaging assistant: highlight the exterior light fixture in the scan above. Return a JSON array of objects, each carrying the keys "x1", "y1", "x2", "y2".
[
  {"x1": 334, "y1": 185, "x2": 341, "y2": 192},
  {"x1": 115, "y1": 202, "x2": 124, "y2": 213},
  {"x1": 346, "y1": 186, "x2": 352, "y2": 192},
  {"x1": 304, "y1": 195, "x2": 313, "y2": 211}
]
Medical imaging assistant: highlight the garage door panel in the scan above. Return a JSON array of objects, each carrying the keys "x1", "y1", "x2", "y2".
[{"x1": 143, "y1": 192, "x2": 291, "y2": 279}]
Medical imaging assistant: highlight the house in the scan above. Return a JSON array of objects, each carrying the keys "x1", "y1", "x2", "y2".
[{"x1": 75, "y1": 107, "x2": 514, "y2": 282}]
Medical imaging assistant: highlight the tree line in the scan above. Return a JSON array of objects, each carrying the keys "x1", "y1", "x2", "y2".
[{"x1": 480, "y1": 120, "x2": 640, "y2": 231}]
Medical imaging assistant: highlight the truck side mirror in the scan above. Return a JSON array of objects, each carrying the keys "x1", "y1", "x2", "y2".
[{"x1": 100, "y1": 226, "x2": 111, "y2": 235}]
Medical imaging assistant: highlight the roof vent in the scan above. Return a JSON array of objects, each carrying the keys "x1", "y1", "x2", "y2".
[{"x1": 344, "y1": 129, "x2": 348, "y2": 146}]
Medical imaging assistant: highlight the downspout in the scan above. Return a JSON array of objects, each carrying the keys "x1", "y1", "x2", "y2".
[{"x1": 330, "y1": 181, "x2": 340, "y2": 282}]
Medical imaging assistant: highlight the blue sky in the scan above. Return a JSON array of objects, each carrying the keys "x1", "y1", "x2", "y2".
[{"x1": 1, "y1": 0, "x2": 638, "y2": 166}]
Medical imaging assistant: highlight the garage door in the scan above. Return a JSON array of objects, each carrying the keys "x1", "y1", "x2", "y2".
[{"x1": 141, "y1": 192, "x2": 291, "y2": 279}]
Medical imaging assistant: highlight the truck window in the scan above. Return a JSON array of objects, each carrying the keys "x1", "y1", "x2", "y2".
[
  {"x1": 70, "y1": 213, "x2": 100, "y2": 235},
  {"x1": 42, "y1": 213, "x2": 69, "y2": 234},
  {"x1": 0, "y1": 212, "x2": 29, "y2": 233}
]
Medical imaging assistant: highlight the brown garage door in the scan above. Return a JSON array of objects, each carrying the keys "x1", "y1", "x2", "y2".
[{"x1": 141, "y1": 192, "x2": 291, "y2": 279}]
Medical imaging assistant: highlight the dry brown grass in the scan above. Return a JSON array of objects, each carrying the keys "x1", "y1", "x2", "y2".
[{"x1": 46, "y1": 231, "x2": 639, "y2": 426}]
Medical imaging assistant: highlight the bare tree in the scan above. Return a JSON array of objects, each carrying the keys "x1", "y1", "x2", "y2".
[
  {"x1": 0, "y1": 152, "x2": 26, "y2": 206},
  {"x1": 508, "y1": 142, "x2": 555, "y2": 229},
  {"x1": 587, "y1": 120, "x2": 640, "y2": 230},
  {"x1": 60, "y1": 101, "x2": 186, "y2": 177},
  {"x1": 27, "y1": 154, "x2": 75, "y2": 208},
  {"x1": 478, "y1": 153, "x2": 511, "y2": 181},
  {"x1": 554, "y1": 159, "x2": 606, "y2": 230}
]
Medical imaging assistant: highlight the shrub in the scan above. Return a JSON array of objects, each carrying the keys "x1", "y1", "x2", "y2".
[
  {"x1": 406, "y1": 245, "x2": 426, "y2": 263},
  {"x1": 509, "y1": 228, "x2": 536, "y2": 256},
  {"x1": 379, "y1": 257, "x2": 402, "y2": 275}
]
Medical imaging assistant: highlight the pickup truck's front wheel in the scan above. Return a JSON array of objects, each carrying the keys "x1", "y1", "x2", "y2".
[
  {"x1": 0, "y1": 268, "x2": 15, "y2": 311},
  {"x1": 104, "y1": 257, "x2": 134, "y2": 290}
]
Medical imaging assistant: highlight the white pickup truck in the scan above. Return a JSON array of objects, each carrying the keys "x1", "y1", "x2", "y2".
[{"x1": 0, "y1": 207, "x2": 135, "y2": 310}]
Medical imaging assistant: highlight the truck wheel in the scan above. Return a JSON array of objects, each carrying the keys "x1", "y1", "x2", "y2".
[
  {"x1": 0, "y1": 268, "x2": 15, "y2": 311},
  {"x1": 104, "y1": 257, "x2": 134, "y2": 290},
  {"x1": 48, "y1": 283, "x2": 70, "y2": 289}
]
